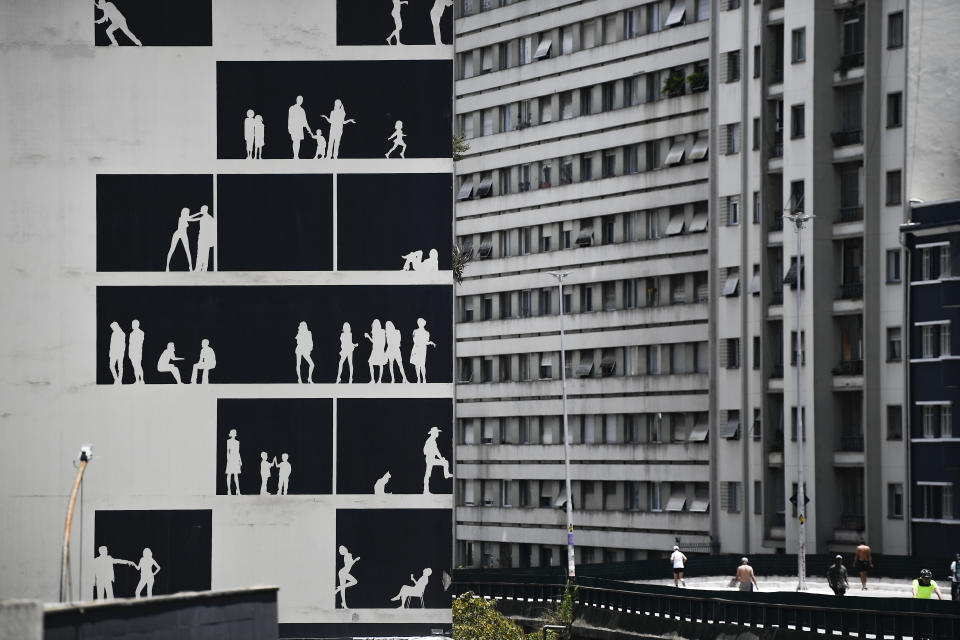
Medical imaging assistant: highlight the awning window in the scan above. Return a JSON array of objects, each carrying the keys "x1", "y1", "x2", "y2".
[
  {"x1": 476, "y1": 178, "x2": 493, "y2": 198},
  {"x1": 477, "y1": 241, "x2": 493, "y2": 258},
  {"x1": 722, "y1": 273, "x2": 739, "y2": 297},
  {"x1": 690, "y1": 135, "x2": 709, "y2": 161},
  {"x1": 783, "y1": 262, "x2": 798, "y2": 286},
  {"x1": 456, "y1": 181, "x2": 474, "y2": 201},
  {"x1": 689, "y1": 211, "x2": 708, "y2": 232},
  {"x1": 575, "y1": 363, "x2": 594, "y2": 377},
  {"x1": 575, "y1": 229, "x2": 594, "y2": 247},
  {"x1": 664, "y1": 141, "x2": 686, "y2": 166},
  {"x1": 665, "y1": 495, "x2": 687, "y2": 512},
  {"x1": 722, "y1": 416, "x2": 740, "y2": 439},
  {"x1": 689, "y1": 498, "x2": 710, "y2": 512},
  {"x1": 665, "y1": 0, "x2": 687, "y2": 27},
  {"x1": 534, "y1": 39, "x2": 552, "y2": 60},
  {"x1": 688, "y1": 423, "x2": 709, "y2": 442},
  {"x1": 665, "y1": 212, "x2": 685, "y2": 236}
]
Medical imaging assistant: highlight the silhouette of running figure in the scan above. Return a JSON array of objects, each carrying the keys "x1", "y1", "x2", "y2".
[
  {"x1": 322, "y1": 100, "x2": 356, "y2": 159},
  {"x1": 253, "y1": 114, "x2": 265, "y2": 159},
  {"x1": 410, "y1": 318, "x2": 436, "y2": 383},
  {"x1": 335, "y1": 546, "x2": 360, "y2": 609},
  {"x1": 157, "y1": 342, "x2": 184, "y2": 384},
  {"x1": 430, "y1": 0, "x2": 453, "y2": 45},
  {"x1": 386, "y1": 120, "x2": 407, "y2": 158},
  {"x1": 129, "y1": 319, "x2": 145, "y2": 384},
  {"x1": 95, "y1": 0, "x2": 142, "y2": 46},
  {"x1": 133, "y1": 548, "x2": 161, "y2": 598},
  {"x1": 93, "y1": 546, "x2": 134, "y2": 600},
  {"x1": 225, "y1": 429, "x2": 242, "y2": 495},
  {"x1": 391, "y1": 568, "x2": 432, "y2": 608},
  {"x1": 109, "y1": 321, "x2": 126, "y2": 384},
  {"x1": 244, "y1": 110, "x2": 256, "y2": 159},
  {"x1": 309, "y1": 129, "x2": 327, "y2": 159},
  {"x1": 288, "y1": 96, "x2": 311, "y2": 159},
  {"x1": 276, "y1": 453, "x2": 292, "y2": 495},
  {"x1": 336, "y1": 322, "x2": 359, "y2": 384},
  {"x1": 194, "y1": 205, "x2": 215, "y2": 272},
  {"x1": 423, "y1": 427, "x2": 452, "y2": 494},
  {"x1": 165, "y1": 207, "x2": 200, "y2": 272},
  {"x1": 259, "y1": 452, "x2": 275, "y2": 495},
  {"x1": 374, "y1": 471, "x2": 392, "y2": 495},
  {"x1": 295, "y1": 321, "x2": 315, "y2": 383},
  {"x1": 364, "y1": 319, "x2": 387, "y2": 383},
  {"x1": 384, "y1": 321, "x2": 408, "y2": 383},
  {"x1": 190, "y1": 338, "x2": 216, "y2": 384},
  {"x1": 386, "y1": 0, "x2": 409, "y2": 45}
]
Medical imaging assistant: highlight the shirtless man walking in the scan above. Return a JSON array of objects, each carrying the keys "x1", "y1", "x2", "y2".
[
  {"x1": 854, "y1": 538, "x2": 873, "y2": 590},
  {"x1": 732, "y1": 557, "x2": 759, "y2": 592}
]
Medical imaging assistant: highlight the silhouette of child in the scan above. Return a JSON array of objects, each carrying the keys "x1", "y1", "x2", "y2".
[
  {"x1": 336, "y1": 322, "x2": 359, "y2": 384},
  {"x1": 386, "y1": 120, "x2": 407, "y2": 158},
  {"x1": 310, "y1": 129, "x2": 327, "y2": 159},
  {"x1": 276, "y1": 453, "x2": 292, "y2": 495},
  {"x1": 259, "y1": 451, "x2": 276, "y2": 495},
  {"x1": 244, "y1": 110, "x2": 255, "y2": 159},
  {"x1": 253, "y1": 114, "x2": 265, "y2": 159}
]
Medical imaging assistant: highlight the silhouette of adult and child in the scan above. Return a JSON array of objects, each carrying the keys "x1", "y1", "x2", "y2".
[
  {"x1": 223, "y1": 428, "x2": 292, "y2": 496},
  {"x1": 245, "y1": 97, "x2": 357, "y2": 160},
  {"x1": 93, "y1": 545, "x2": 161, "y2": 599},
  {"x1": 165, "y1": 205, "x2": 215, "y2": 272}
]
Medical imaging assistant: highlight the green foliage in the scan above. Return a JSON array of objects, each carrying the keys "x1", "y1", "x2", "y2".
[
  {"x1": 452, "y1": 243, "x2": 473, "y2": 284},
  {"x1": 453, "y1": 133, "x2": 471, "y2": 161},
  {"x1": 687, "y1": 70, "x2": 708, "y2": 91},
  {"x1": 662, "y1": 70, "x2": 686, "y2": 97},
  {"x1": 453, "y1": 592, "x2": 526, "y2": 640},
  {"x1": 542, "y1": 581, "x2": 578, "y2": 640}
]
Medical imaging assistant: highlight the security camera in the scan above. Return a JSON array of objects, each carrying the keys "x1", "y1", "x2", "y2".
[{"x1": 79, "y1": 445, "x2": 93, "y2": 462}]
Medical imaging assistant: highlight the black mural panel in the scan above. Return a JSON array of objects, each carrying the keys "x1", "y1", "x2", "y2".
[
  {"x1": 335, "y1": 509, "x2": 451, "y2": 609},
  {"x1": 337, "y1": 174, "x2": 451, "y2": 271},
  {"x1": 337, "y1": 0, "x2": 454, "y2": 46},
  {"x1": 92, "y1": 510, "x2": 212, "y2": 600},
  {"x1": 216, "y1": 61, "x2": 452, "y2": 159},
  {"x1": 338, "y1": 398, "x2": 452, "y2": 495},
  {"x1": 217, "y1": 175, "x2": 333, "y2": 271},
  {"x1": 94, "y1": 0, "x2": 212, "y2": 46},
  {"x1": 96, "y1": 285, "x2": 452, "y2": 384},
  {"x1": 97, "y1": 175, "x2": 213, "y2": 272},
  {"x1": 217, "y1": 399, "x2": 333, "y2": 495}
]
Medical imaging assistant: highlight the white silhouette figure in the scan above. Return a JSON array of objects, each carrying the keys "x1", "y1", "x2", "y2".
[
  {"x1": 309, "y1": 128, "x2": 327, "y2": 159},
  {"x1": 288, "y1": 96, "x2": 311, "y2": 159},
  {"x1": 423, "y1": 427, "x2": 452, "y2": 494},
  {"x1": 336, "y1": 322, "x2": 359, "y2": 384},
  {"x1": 401, "y1": 248, "x2": 439, "y2": 272},
  {"x1": 95, "y1": 0, "x2": 142, "y2": 46},
  {"x1": 335, "y1": 545, "x2": 360, "y2": 609},
  {"x1": 384, "y1": 321, "x2": 408, "y2": 383},
  {"x1": 364, "y1": 319, "x2": 387, "y2": 383},
  {"x1": 386, "y1": 0, "x2": 409, "y2": 45},
  {"x1": 385, "y1": 120, "x2": 407, "y2": 158},
  {"x1": 374, "y1": 471, "x2": 392, "y2": 495},
  {"x1": 165, "y1": 207, "x2": 199, "y2": 272},
  {"x1": 244, "y1": 110, "x2": 256, "y2": 159},
  {"x1": 194, "y1": 205, "x2": 215, "y2": 272},
  {"x1": 430, "y1": 0, "x2": 453, "y2": 45},
  {"x1": 190, "y1": 338, "x2": 216, "y2": 384},
  {"x1": 295, "y1": 321, "x2": 315, "y2": 384},
  {"x1": 276, "y1": 453, "x2": 292, "y2": 495},
  {"x1": 391, "y1": 568, "x2": 432, "y2": 608},
  {"x1": 321, "y1": 100, "x2": 356, "y2": 160},
  {"x1": 410, "y1": 318, "x2": 436, "y2": 383},
  {"x1": 128, "y1": 319, "x2": 145, "y2": 384},
  {"x1": 109, "y1": 321, "x2": 126, "y2": 384},
  {"x1": 157, "y1": 342, "x2": 184, "y2": 384},
  {"x1": 93, "y1": 545, "x2": 134, "y2": 600},
  {"x1": 254, "y1": 114, "x2": 265, "y2": 159},
  {"x1": 259, "y1": 451, "x2": 275, "y2": 495},
  {"x1": 225, "y1": 429, "x2": 242, "y2": 495},
  {"x1": 133, "y1": 548, "x2": 161, "y2": 598}
]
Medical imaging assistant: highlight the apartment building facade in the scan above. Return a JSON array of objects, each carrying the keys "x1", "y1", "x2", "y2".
[{"x1": 453, "y1": 0, "x2": 953, "y2": 567}]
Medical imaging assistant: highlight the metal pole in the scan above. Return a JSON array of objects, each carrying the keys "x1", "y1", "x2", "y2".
[
  {"x1": 60, "y1": 446, "x2": 93, "y2": 602},
  {"x1": 550, "y1": 271, "x2": 575, "y2": 578}
]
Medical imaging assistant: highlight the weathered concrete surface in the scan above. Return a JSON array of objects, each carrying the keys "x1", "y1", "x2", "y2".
[{"x1": 0, "y1": 599, "x2": 43, "y2": 640}]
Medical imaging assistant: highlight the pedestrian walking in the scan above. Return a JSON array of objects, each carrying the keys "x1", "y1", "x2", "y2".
[
  {"x1": 732, "y1": 557, "x2": 759, "y2": 592},
  {"x1": 854, "y1": 538, "x2": 873, "y2": 590},
  {"x1": 670, "y1": 545, "x2": 687, "y2": 587},
  {"x1": 827, "y1": 555, "x2": 849, "y2": 596},
  {"x1": 912, "y1": 569, "x2": 943, "y2": 599},
  {"x1": 949, "y1": 553, "x2": 960, "y2": 601}
]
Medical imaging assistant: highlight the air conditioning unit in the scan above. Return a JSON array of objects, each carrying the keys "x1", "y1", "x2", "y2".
[
  {"x1": 483, "y1": 498, "x2": 495, "y2": 506},
  {"x1": 481, "y1": 437, "x2": 494, "y2": 444}
]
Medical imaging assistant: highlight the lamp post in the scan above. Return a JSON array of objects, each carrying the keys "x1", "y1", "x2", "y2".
[
  {"x1": 548, "y1": 271, "x2": 575, "y2": 578},
  {"x1": 783, "y1": 211, "x2": 813, "y2": 591}
]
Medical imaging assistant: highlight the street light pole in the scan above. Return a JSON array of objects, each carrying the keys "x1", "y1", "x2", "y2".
[
  {"x1": 548, "y1": 271, "x2": 575, "y2": 578},
  {"x1": 784, "y1": 211, "x2": 813, "y2": 592}
]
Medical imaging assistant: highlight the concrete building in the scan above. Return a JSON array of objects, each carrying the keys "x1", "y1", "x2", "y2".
[{"x1": 452, "y1": 0, "x2": 959, "y2": 567}]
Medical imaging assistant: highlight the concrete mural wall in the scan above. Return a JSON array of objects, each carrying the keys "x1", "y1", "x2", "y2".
[{"x1": 0, "y1": 0, "x2": 453, "y2": 635}]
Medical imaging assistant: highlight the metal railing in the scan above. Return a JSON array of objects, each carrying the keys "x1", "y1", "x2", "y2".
[
  {"x1": 840, "y1": 51, "x2": 865, "y2": 69},
  {"x1": 769, "y1": 214, "x2": 784, "y2": 231},
  {"x1": 839, "y1": 434, "x2": 865, "y2": 452},
  {"x1": 836, "y1": 206, "x2": 864, "y2": 223},
  {"x1": 454, "y1": 575, "x2": 960, "y2": 640},
  {"x1": 837, "y1": 282, "x2": 863, "y2": 300},
  {"x1": 833, "y1": 359, "x2": 863, "y2": 376},
  {"x1": 832, "y1": 129, "x2": 863, "y2": 146},
  {"x1": 770, "y1": 364, "x2": 784, "y2": 379}
]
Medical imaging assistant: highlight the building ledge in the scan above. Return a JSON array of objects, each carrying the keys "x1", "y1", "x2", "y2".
[{"x1": 833, "y1": 450, "x2": 865, "y2": 466}]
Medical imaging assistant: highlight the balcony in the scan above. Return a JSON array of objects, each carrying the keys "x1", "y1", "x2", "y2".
[
  {"x1": 769, "y1": 214, "x2": 784, "y2": 232},
  {"x1": 770, "y1": 289, "x2": 783, "y2": 305},
  {"x1": 770, "y1": 364, "x2": 784, "y2": 379},
  {"x1": 836, "y1": 206, "x2": 863, "y2": 223},
  {"x1": 838, "y1": 51, "x2": 864, "y2": 71},
  {"x1": 837, "y1": 282, "x2": 863, "y2": 300},
  {"x1": 839, "y1": 514, "x2": 865, "y2": 531},
  {"x1": 832, "y1": 359, "x2": 863, "y2": 376},
  {"x1": 838, "y1": 435, "x2": 864, "y2": 452},
  {"x1": 831, "y1": 129, "x2": 863, "y2": 146}
]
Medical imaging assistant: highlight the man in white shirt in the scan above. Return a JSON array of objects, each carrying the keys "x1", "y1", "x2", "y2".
[
  {"x1": 950, "y1": 553, "x2": 960, "y2": 601},
  {"x1": 670, "y1": 545, "x2": 687, "y2": 587}
]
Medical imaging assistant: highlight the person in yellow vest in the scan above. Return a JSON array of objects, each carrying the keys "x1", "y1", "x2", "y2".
[{"x1": 912, "y1": 569, "x2": 943, "y2": 599}]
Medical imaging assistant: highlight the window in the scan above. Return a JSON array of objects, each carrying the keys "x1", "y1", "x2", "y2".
[
  {"x1": 727, "y1": 196, "x2": 739, "y2": 225},
  {"x1": 697, "y1": 0, "x2": 710, "y2": 22},
  {"x1": 918, "y1": 484, "x2": 954, "y2": 520},
  {"x1": 887, "y1": 326, "x2": 901, "y2": 362},
  {"x1": 602, "y1": 151, "x2": 616, "y2": 178},
  {"x1": 753, "y1": 408, "x2": 761, "y2": 441},
  {"x1": 664, "y1": 0, "x2": 686, "y2": 27},
  {"x1": 922, "y1": 325, "x2": 936, "y2": 358},
  {"x1": 728, "y1": 0, "x2": 740, "y2": 8},
  {"x1": 753, "y1": 44, "x2": 761, "y2": 78},
  {"x1": 944, "y1": 404, "x2": 954, "y2": 437},
  {"x1": 942, "y1": 323, "x2": 952, "y2": 356},
  {"x1": 722, "y1": 267, "x2": 739, "y2": 297},
  {"x1": 624, "y1": 9, "x2": 638, "y2": 38},
  {"x1": 888, "y1": 11, "x2": 903, "y2": 49},
  {"x1": 888, "y1": 484, "x2": 903, "y2": 518},
  {"x1": 791, "y1": 104, "x2": 805, "y2": 138},
  {"x1": 922, "y1": 405, "x2": 937, "y2": 437},
  {"x1": 560, "y1": 158, "x2": 573, "y2": 184},
  {"x1": 481, "y1": 110, "x2": 493, "y2": 136},
  {"x1": 624, "y1": 76, "x2": 640, "y2": 107},
  {"x1": 727, "y1": 482, "x2": 741, "y2": 514},
  {"x1": 886, "y1": 249, "x2": 901, "y2": 283},
  {"x1": 649, "y1": 482, "x2": 662, "y2": 511},
  {"x1": 942, "y1": 244, "x2": 953, "y2": 278},
  {"x1": 646, "y1": 211, "x2": 660, "y2": 240},
  {"x1": 646, "y1": 140, "x2": 660, "y2": 170},
  {"x1": 498, "y1": 42, "x2": 511, "y2": 70},
  {"x1": 580, "y1": 155, "x2": 593, "y2": 181},
  {"x1": 602, "y1": 82, "x2": 616, "y2": 111},
  {"x1": 726, "y1": 338, "x2": 740, "y2": 369},
  {"x1": 539, "y1": 99, "x2": 552, "y2": 124},
  {"x1": 754, "y1": 480, "x2": 762, "y2": 515},
  {"x1": 753, "y1": 191, "x2": 760, "y2": 224},
  {"x1": 647, "y1": 3, "x2": 662, "y2": 33},
  {"x1": 559, "y1": 91, "x2": 573, "y2": 120},
  {"x1": 462, "y1": 113, "x2": 474, "y2": 139},
  {"x1": 624, "y1": 144, "x2": 639, "y2": 174},
  {"x1": 886, "y1": 170, "x2": 902, "y2": 205},
  {"x1": 580, "y1": 87, "x2": 593, "y2": 116},
  {"x1": 752, "y1": 118, "x2": 760, "y2": 150},
  {"x1": 887, "y1": 92, "x2": 902, "y2": 128},
  {"x1": 791, "y1": 28, "x2": 806, "y2": 62},
  {"x1": 520, "y1": 227, "x2": 532, "y2": 255},
  {"x1": 645, "y1": 71, "x2": 661, "y2": 102},
  {"x1": 726, "y1": 50, "x2": 741, "y2": 82},
  {"x1": 461, "y1": 52, "x2": 475, "y2": 78},
  {"x1": 790, "y1": 180, "x2": 805, "y2": 212},
  {"x1": 887, "y1": 405, "x2": 902, "y2": 440},
  {"x1": 519, "y1": 35, "x2": 533, "y2": 65},
  {"x1": 753, "y1": 336, "x2": 761, "y2": 369},
  {"x1": 726, "y1": 123, "x2": 741, "y2": 153}
]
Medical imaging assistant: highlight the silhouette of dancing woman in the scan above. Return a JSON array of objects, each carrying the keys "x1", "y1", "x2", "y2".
[
  {"x1": 336, "y1": 322, "x2": 359, "y2": 383},
  {"x1": 386, "y1": 0, "x2": 408, "y2": 45},
  {"x1": 225, "y1": 428, "x2": 242, "y2": 495},
  {"x1": 322, "y1": 100, "x2": 356, "y2": 159},
  {"x1": 364, "y1": 319, "x2": 387, "y2": 383},
  {"x1": 133, "y1": 548, "x2": 161, "y2": 598},
  {"x1": 335, "y1": 546, "x2": 360, "y2": 609},
  {"x1": 165, "y1": 207, "x2": 200, "y2": 271},
  {"x1": 384, "y1": 321, "x2": 408, "y2": 383},
  {"x1": 295, "y1": 321, "x2": 315, "y2": 383}
]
